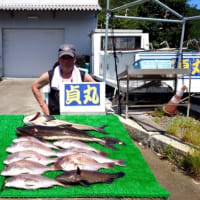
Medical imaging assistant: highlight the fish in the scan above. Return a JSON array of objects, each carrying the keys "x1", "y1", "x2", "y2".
[
  {"x1": 13, "y1": 136, "x2": 60, "y2": 150},
  {"x1": 5, "y1": 174, "x2": 69, "y2": 189},
  {"x1": 54, "y1": 153, "x2": 114, "y2": 171},
  {"x1": 1, "y1": 160, "x2": 55, "y2": 176},
  {"x1": 54, "y1": 139, "x2": 107, "y2": 156},
  {"x1": 57, "y1": 147, "x2": 106, "y2": 157},
  {"x1": 6, "y1": 141, "x2": 57, "y2": 156},
  {"x1": 16, "y1": 125, "x2": 125, "y2": 150},
  {"x1": 23, "y1": 112, "x2": 108, "y2": 134},
  {"x1": 4, "y1": 150, "x2": 57, "y2": 165},
  {"x1": 56, "y1": 167, "x2": 125, "y2": 187},
  {"x1": 56, "y1": 148, "x2": 125, "y2": 166}
]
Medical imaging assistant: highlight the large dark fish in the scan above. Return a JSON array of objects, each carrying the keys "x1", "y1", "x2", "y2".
[
  {"x1": 56, "y1": 167, "x2": 125, "y2": 187},
  {"x1": 5, "y1": 174, "x2": 69, "y2": 189},
  {"x1": 16, "y1": 125, "x2": 125, "y2": 150},
  {"x1": 23, "y1": 112, "x2": 108, "y2": 134}
]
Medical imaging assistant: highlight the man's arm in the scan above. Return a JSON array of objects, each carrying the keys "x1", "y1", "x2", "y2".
[
  {"x1": 32, "y1": 72, "x2": 50, "y2": 115},
  {"x1": 84, "y1": 73, "x2": 95, "y2": 82}
]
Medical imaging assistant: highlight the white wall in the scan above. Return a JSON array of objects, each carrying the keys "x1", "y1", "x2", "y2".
[{"x1": 0, "y1": 10, "x2": 98, "y2": 77}]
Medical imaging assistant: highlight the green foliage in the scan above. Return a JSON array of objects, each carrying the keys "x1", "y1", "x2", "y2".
[
  {"x1": 182, "y1": 151, "x2": 200, "y2": 178},
  {"x1": 151, "y1": 108, "x2": 165, "y2": 118},
  {"x1": 98, "y1": 0, "x2": 200, "y2": 47},
  {"x1": 167, "y1": 116, "x2": 200, "y2": 147},
  {"x1": 163, "y1": 145, "x2": 200, "y2": 178}
]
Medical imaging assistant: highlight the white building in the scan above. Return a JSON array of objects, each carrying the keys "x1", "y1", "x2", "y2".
[{"x1": 0, "y1": 0, "x2": 101, "y2": 77}]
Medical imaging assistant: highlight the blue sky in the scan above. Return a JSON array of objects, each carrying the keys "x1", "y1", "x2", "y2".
[{"x1": 188, "y1": 0, "x2": 200, "y2": 9}]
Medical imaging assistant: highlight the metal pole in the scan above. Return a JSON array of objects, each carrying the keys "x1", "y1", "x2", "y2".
[
  {"x1": 187, "y1": 71, "x2": 192, "y2": 117},
  {"x1": 114, "y1": 15, "x2": 183, "y2": 23},
  {"x1": 177, "y1": 20, "x2": 191, "y2": 117},
  {"x1": 152, "y1": 0, "x2": 183, "y2": 19},
  {"x1": 177, "y1": 21, "x2": 185, "y2": 70},
  {"x1": 103, "y1": 0, "x2": 110, "y2": 82},
  {"x1": 185, "y1": 15, "x2": 200, "y2": 21}
]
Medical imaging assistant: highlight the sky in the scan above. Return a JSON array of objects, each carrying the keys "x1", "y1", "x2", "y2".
[{"x1": 188, "y1": 0, "x2": 200, "y2": 9}]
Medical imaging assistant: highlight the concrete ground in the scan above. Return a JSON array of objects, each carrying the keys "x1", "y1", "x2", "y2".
[{"x1": 0, "y1": 78, "x2": 200, "y2": 200}]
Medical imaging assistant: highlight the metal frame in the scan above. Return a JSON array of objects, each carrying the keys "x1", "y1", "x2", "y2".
[{"x1": 104, "y1": 0, "x2": 200, "y2": 118}]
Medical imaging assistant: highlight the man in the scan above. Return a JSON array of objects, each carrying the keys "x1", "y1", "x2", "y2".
[{"x1": 32, "y1": 44, "x2": 95, "y2": 115}]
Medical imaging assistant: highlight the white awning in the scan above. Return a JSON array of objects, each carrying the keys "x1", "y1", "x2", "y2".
[{"x1": 0, "y1": 0, "x2": 101, "y2": 11}]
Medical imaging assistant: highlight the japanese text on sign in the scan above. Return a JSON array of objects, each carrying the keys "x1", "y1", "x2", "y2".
[
  {"x1": 64, "y1": 83, "x2": 100, "y2": 106},
  {"x1": 172, "y1": 58, "x2": 200, "y2": 76}
]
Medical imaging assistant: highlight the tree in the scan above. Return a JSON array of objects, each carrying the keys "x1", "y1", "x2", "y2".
[{"x1": 98, "y1": 0, "x2": 200, "y2": 48}]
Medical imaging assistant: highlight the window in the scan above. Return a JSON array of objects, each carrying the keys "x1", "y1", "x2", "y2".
[{"x1": 101, "y1": 36, "x2": 141, "y2": 51}]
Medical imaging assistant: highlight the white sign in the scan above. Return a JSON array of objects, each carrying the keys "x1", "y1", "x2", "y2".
[{"x1": 60, "y1": 82, "x2": 105, "y2": 115}]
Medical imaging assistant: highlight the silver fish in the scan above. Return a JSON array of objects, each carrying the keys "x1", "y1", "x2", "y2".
[
  {"x1": 16, "y1": 125, "x2": 125, "y2": 150},
  {"x1": 4, "y1": 150, "x2": 57, "y2": 165},
  {"x1": 54, "y1": 153, "x2": 114, "y2": 171},
  {"x1": 54, "y1": 139, "x2": 107, "y2": 156},
  {"x1": 56, "y1": 167, "x2": 125, "y2": 187},
  {"x1": 13, "y1": 136, "x2": 59, "y2": 150},
  {"x1": 5, "y1": 174, "x2": 68, "y2": 189},
  {"x1": 6, "y1": 141, "x2": 57, "y2": 156},
  {"x1": 23, "y1": 112, "x2": 108, "y2": 134},
  {"x1": 56, "y1": 148, "x2": 125, "y2": 166},
  {"x1": 1, "y1": 160, "x2": 55, "y2": 176}
]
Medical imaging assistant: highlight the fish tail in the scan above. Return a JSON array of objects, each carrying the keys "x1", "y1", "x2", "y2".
[
  {"x1": 104, "y1": 163, "x2": 114, "y2": 169},
  {"x1": 58, "y1": 182, "x2": 70, "y2": 188},
  {"x1": 115, "y1": 172, "x2": 125, "y2": 178},
  {"x1": 51, "y1": 162, "x2": 61, "y2": 170},
  {"x1": 101, "y1": 137, "x2": 125, "y2": 150},
  {"x1": 115, "y1": 159, "x2": 126, "y2": 166},
  {"x1": 96, "y1": 125, "x2": 108, "y2": 134}
]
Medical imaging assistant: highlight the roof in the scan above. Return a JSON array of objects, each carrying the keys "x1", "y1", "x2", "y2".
[{"x1": 0, "y1": 0, "x2": 101, "y2": 11}]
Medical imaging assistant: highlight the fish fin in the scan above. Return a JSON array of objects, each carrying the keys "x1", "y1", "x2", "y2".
[
  {"x1": 101, "y1": 137, "x2": 126, "y2": 150},
  {"x1": 57, "y1": 124, "x2": 73, "y2": 128},
  {"x1": 0, "y1": 179, "x2": 6, "y2": 191},
  {"x1": 105, "y1": 178, "x2": 114, "y2": 184},
  {"x1": 77, "y1": 167, "x2": 81, "y2": 175},
  {"x1": 30, "y1": 112, "x2": 41, "y2": 121},
  {"x1": 79, "y1": 180, "x2": 90, "y2": 187},
  {"x1": 116, "y1": 159, "x2": 126, "y2": 166},
  {"x1": 44, "y1": 115, "x2": 56, "y2": 122},
  {"x1": 105, "y1": 172, "x2": 125, "y2": 184},
  {"x1": 99, "y1": 151, "x2": 108, "y2": 156},
  {"x1": 96, "y1": 125, "x2": 108, "y2": 134}
]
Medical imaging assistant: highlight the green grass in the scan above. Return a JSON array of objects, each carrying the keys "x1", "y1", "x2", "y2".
[
  {"x1": 167, "y1": 116, "x2": 200, "y2": 147},
  {"x1": 162, "y1": 116, "x2": 200, "y2": 179},
  {"x1": 182, "y1": 151, "x2": 200, "y2": 179},
  {"x1": 151, "y1": 108, "x2": 165, "y2": 118}
]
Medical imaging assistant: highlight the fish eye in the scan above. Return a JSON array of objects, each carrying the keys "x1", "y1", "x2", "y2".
[{"x1": 34, "y1": 128, "x2": 38, "y2": 133}]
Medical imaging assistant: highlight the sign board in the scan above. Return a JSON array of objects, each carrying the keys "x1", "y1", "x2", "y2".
[
  {"x1": 133, "y1": 52, "x2": 200, "y2": 77},
  {"x1": 60, "y1": 82, "x2": 105, "y2": 115}
]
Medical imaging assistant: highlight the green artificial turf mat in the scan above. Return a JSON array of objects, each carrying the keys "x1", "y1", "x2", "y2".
[{"x1": 0, "y1": 114, "x2": 170, "y2": 198}]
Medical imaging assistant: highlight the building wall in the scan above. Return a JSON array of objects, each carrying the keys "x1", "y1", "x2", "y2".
[{"x1": 0, "y1": 10, "x2": 98, "y2": 77}]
